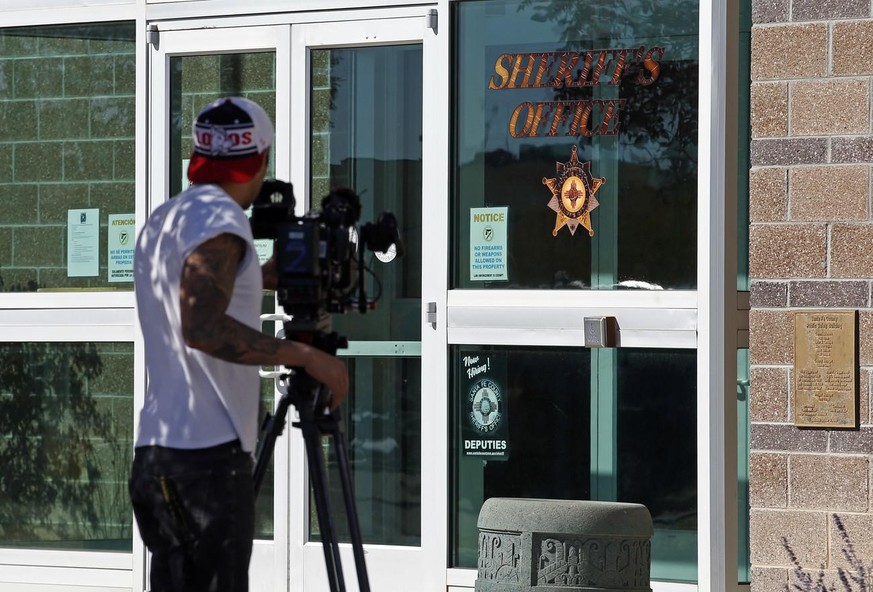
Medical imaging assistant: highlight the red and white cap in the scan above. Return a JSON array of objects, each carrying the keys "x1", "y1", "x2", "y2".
[{"x1": 187, "y1": 97, "x2": 274, "y2": 184}]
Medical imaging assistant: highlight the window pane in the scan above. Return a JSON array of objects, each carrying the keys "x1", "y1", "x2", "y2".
[
  {"x1": 306, "y1": 45, "x2": 423, "y2": 546},
  {"x1": 314, "y1": 356, "x2": 422, "y2": 546},
  {"x1": 0, "y1": 342, "x2": 133, "y2": 551},
  {"x1": 450, "y1": 345, "x2": 698, "y2": 582},
  {"x1": 451, "y1": 346, "x2": 591, "y2": 567},
  {"x1": 310, "y1": 45, "x2": 423, "y2": 340},
  {"x1": 168, "y1": 52, "x2": 277, "y2": 539},
  {"x1": 738, "y1": 0, "x2": 752, "y2": 293},
  {"x1": 737, "y1": 349, "x2": 751, "y2": 582},
  {"x1": 452, "y1": 1, "x2": 699, "y2": 290},
  {"x1": 0, "y1": 23, "x2": 136, "y2": 292},
  {"x1": 168, "y1": 52, "x2": 276, "y2": 197},
  {"x1": 616, "y1": 349, "x2": 697, "y2": 582}
]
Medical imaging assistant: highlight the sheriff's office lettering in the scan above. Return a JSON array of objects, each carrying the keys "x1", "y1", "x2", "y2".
[{"x1": 489, "y1": 47, "x2": 664, "y2": 138}]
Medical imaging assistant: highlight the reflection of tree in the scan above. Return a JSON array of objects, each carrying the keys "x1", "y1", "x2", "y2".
[
  {"x1": 619, "y1": 59, "x2": 698, "y2": 183},
  {"x1": 0, "y1": 271, "x2": 38, "y2": 293},
  {"x1": 518, "y1": 0, "x2": 699, "y2": 181},
  {"x1": 0, "y1": 341, "x2": 120, "y2": 544},
  {"x1": 519, "y1": 0, "x2": 699, "y2": 44}
]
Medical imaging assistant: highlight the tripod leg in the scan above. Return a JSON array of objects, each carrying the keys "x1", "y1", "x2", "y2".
[
  {"x1": 300, "y1": 419, "x2": 347, "y2": 592},
  {"x1": 328, "y1": 417, "x2": 371, "y2": 592}
]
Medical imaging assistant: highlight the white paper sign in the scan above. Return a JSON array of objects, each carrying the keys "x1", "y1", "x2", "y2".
[
  {"x1": 242, "y1": 207, "x2": 274, "y2": 265},
  {"x1": 470, "y1": 207, "x2": 508, "y2": 281},
  {"x1": 107, "y1": 214, "x2": 135, "y2": 283},
  {"x1": 67, "y1": 209, "x2": 99, "y2": 277}
]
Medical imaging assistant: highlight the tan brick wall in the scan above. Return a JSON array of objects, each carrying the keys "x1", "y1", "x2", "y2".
[{"x1": 749, "y1": 3, "x2": 873, "y2": 591}]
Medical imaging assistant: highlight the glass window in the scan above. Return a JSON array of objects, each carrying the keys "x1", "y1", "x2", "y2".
[
  {"x1": 0, "y1": 342, "x2": 133, "y2": 551},
  {"x1": 452, "y1": 0, "x2": 699, "y2": 290},
  {"x1": 450, "y1": 345, "x2": 697, "y2": 582},
  {"x1": 168, "y1": 52, "x2": 276, "y2": 197},
  {"x1": 0, "y1": 23, "x2": 136, "y2": 292},
  {"x1": 168, "y1": 51, "x2": 277, "y2": 539},
  {"x1": 316, "y1": 356, "x2": 422, "y2": 546},
  {"x1": 308, "y1": 45, "x2": 423, "y2": 546}
]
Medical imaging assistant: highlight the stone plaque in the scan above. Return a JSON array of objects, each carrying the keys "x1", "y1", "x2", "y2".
[{"x1": 793, "y1": 311, "x2": 857, "y2": 428}]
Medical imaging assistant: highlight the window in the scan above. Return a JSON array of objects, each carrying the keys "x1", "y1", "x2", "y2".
[
  {"x1": 0, "y1": 23, "x2": 136, "y2": 292},
  {"x1": 310, "y1": 45, "x2": 423, "y2": 546},
  {"x1": 0, "y1": 342, "x2": 133, "y2": 551},
  {"x1": 167, "y1": 51, "x2": 278, "y2": 537},
  {"x1": 453, "y1": 0, "x2": 698, "y2": 291},
  {"x1": 450, "y1": 345, "x2": 698, "y2": 581}
]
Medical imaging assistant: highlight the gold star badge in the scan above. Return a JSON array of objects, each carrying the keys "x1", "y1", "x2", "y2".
[{"x1": 542, "y1": 145, "x2": 605, "y2": 237}]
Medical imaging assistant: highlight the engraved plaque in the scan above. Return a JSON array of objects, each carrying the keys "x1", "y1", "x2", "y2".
[{"x1": 794, "y1": 311, "x2": 857, "y2": 428}]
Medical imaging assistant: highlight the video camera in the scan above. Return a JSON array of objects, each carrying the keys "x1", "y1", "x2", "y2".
[
  {"x1": 250, "y1": 179, "x2": 404, "y2": 322},
  {"x1": 251, "y1": 179, "x2": 400, "y2": 592}
]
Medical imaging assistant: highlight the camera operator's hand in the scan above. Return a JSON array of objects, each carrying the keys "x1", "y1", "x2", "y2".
[{"x1": 299, "y1": 346, "x2": 349, "y2": 410}]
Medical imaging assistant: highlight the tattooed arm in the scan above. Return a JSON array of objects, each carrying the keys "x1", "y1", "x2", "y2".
[{"x1": 180, "y1": 233, "x2": 348, "y2": 404}]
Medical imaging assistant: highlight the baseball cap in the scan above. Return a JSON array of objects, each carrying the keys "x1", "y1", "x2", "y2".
[{"x1": 187, "y1": 97, "x2": 274, "y2": 184}]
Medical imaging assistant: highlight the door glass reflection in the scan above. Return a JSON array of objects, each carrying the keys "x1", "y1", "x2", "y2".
[
  {"x1": 309, "y1": 45, "x2": 423, "y2": 546},
  {"x1": 450, "y1": 345, "x2": 698, "y2": 582},
  {"x1": 168, "y1": 51, "x2": 277, "y2": 539}
]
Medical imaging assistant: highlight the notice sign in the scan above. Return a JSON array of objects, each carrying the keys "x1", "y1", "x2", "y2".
[
  {"x1": 108, "y1": 214, "x2": 135, "y2": 283},
  {"x1": 470, "y1": 207, "x2": 508, "y2": 281},
  {"x1": 67, "y1": 209, "x2": 99, "y2": 277},
  {"x1": 461, "y1": 352, "x2": 509, "y2": 460}
]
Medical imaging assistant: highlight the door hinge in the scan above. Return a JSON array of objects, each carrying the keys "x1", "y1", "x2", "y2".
[
  {"x1": 426, "y1": 9, "x2": 438, "y2": 33},
  {"x1": 426, "y1": 302, "x2": 437, "y2": 329},
  {"x1": 147, "y1": 24, "x2": 160, "y2": 48}
]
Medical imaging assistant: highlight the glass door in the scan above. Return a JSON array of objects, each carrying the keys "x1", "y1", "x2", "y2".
[
  {"x1": 445, "y1": 1, "x2": 735, "y2": 588},
  {"x1": 288, "y1": 16, "x2": 444, "y2": 592},
  {"x1": 151, "y1": 11, "x2": 445, "y2": 592},
  {"x1": 148, "y1": 24, "x2": 291, "y2": 592}
]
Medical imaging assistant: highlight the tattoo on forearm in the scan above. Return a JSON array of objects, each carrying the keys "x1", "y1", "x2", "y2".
[{"x1": 181, "y1": 233, "x2": 282, "y2": 365}]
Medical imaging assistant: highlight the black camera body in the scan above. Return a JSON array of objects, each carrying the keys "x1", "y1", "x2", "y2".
[{"x1": 250, "y1": 179, "x2": 403, "y2": 321}]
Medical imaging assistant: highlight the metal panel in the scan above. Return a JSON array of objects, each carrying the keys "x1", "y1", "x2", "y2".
[
  {"x1": 447, "y1": 302, "x2": 698, "y2": 348},
  {"x1": 0, "y1": 4, "x2": 134, "y2": 26},
  {"x1": 0, "y1": 565, "x2": 131, "y2": 588}
]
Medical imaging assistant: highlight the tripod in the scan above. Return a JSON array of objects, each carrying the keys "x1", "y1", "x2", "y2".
[{"x1": 253, "y1": 328, "x2": 371, "y2": 592}]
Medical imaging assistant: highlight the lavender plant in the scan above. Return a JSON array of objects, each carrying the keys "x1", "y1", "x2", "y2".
[{"x1": 783, "y1": 514, "x2": 872, "y2": 592}]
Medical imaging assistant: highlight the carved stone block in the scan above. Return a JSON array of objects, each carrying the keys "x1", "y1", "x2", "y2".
[{"x1": 475, "y1": 498, "x2": 653, "y2": 592}]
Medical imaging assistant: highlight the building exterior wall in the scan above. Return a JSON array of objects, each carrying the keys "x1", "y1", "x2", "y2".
[
  {"x1": 0, "y1": 1, "x2": 804, "y2": 590},
  {"x1": 749, "y1": 1, "x2": 873, "y2": 589}
]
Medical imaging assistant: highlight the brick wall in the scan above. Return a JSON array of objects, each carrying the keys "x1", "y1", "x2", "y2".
[{"x1": 749, "y1": 1, "x2": 873, "y2": 590}]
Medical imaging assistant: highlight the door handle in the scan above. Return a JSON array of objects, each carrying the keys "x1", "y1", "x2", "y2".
[{"x1": 426, "y1": 302, "x2": 437, "y2": 329}]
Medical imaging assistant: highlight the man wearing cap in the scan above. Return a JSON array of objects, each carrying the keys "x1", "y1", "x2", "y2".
[{"x1": 129, "y1": 97, "x2": 348, "y2": 592}]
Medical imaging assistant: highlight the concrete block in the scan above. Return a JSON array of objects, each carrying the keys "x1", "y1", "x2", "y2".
[{"x1": 476, "y1": 498, "x2": 653, "y2": 592}]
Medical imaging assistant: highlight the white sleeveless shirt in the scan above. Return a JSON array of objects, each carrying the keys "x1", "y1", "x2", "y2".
[{"x1": 134, "y1": 184, "x2": 262, "y2": 452}]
